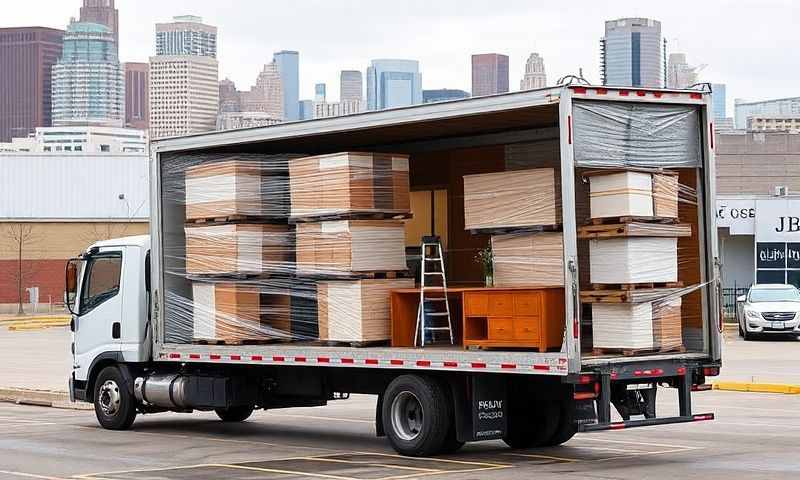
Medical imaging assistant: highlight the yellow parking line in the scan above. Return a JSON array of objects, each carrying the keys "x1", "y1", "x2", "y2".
[
  {"x1": 220, "y1": 463, "x2": 360, "y2": 480},
  {"x1": 0, "y1": 470, "x2": 69, "y2": 480},
  {"x1": 505, "y1": 452, "x2": 580, "y2": 463},
  {"x1": 351, "y1": 451, "x2": 509, "y2": 468},
  {"x1": 303, "y1": 457, "x2": 441, "y2": 472}
]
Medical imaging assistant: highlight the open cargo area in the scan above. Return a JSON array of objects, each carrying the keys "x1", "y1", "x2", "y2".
[{"x1": 152, "y1": 85, "x2": 720, "y2": 375}]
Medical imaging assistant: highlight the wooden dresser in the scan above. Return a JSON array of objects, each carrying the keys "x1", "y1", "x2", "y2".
[{"x1": 462, "y1": 287, "x2": 565, "y2": 351}]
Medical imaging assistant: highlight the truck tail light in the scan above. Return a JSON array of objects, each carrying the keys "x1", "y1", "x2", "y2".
[{"x1": 703, "y1": 367, "x2": 720, "y2": 377}]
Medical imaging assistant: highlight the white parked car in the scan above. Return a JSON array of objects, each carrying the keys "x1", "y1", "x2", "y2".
[{"x1": 737, "y1": 284, "x2": 800, "y2": 340}]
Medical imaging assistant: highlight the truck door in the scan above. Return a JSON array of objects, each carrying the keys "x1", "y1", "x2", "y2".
[{"x1": 72, "y1": 248, "x2": 124, "y2": 382}]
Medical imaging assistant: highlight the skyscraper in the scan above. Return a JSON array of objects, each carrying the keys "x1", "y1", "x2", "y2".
[
  {"x1": 472, "y1": 53, "x2": 509, "y2": 97},
  {"x1": 520, "y1": 52, "x2": 547, "y2": 90},
  {"x1": 51, "y1": 21, "x2": 124, "y2": 127},
  {"x1": 600, "y1": 18, "x2": 665, "y2": 88},
  {"x1": 156, "y1": 15, "x2": 217, "y2": 57},
  {"x1": 79, "y1": 0, "x2": 118, "y2": 50},
  {"x1": 340, "y1": 70, "x2": 363, "y2": 103},
  {"x1": 0, "y1": 27, "x2": 64, "y2": 142},
  {"x1": 124, "y1": 62, "x2": 148, "y2": 129},
  {"x1": 149, "y1": 16, "x2": 218, "y2": 139},
  {"x1": 273, "y1": 51, "x2": 299, "y2": 121},
  {"x1": 241, "y1": 62, "x2": 283, "y2": 120},
  {"x1": 366, "y1": 59, "x2": 422, "y2": 111},
  {"x1": 315, "y1": 83, "x2": 326, "y2": 103},
  {"x1": 666, "y1": 53, "x2": 698, "y2": 89},
  {"x1": 712, "y1": 83, "x2": 727, "y2": 119}
]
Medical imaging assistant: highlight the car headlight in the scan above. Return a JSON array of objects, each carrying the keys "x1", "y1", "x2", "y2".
[{"x1": 745, "y1": 309, "x2": 761, "y2": 320}]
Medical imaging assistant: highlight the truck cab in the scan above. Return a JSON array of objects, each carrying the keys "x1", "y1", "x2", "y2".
[{"x1": 67, "y1": 235, "x2": 151, "y2": 404}]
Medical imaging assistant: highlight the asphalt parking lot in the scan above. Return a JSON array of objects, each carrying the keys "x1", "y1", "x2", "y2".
[{"x1": 2, "y1": 387, "x2": 800, "y2": 480}]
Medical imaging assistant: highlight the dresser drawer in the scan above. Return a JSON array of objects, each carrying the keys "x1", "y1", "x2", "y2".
[
  {"x1": 513, "y1": 317, "x2": 540, "y2": 340},
  {"x1": 488, "y1": 318, "x2": 514, "y2": 340},
  {"x1": 488, "y1": 294, "x2": 514, "y2": 316},
  {"x1": 513, "y1": 293, "x2": 542, "y2": 316},
  {"x1": 464, "y1": 293, "x2": 488, "y2": 316}
]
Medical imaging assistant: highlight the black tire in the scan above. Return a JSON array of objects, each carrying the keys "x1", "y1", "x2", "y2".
[
  {"x1": 440, "y1": 422, "x2": 465, "y2": 454},
  {"x1": 94, "y1": 365, "x2": 137, "y2": 430},
  {"x1": 382, "y1": 375, "x2": 452, "y2": 456},
  {"x1": 738, "y1": 322, "x2": 744, "y2": 338},
  {"x1": 503, "y1": 399, "x2": 560, "y2": 449},
  {"x1": 742, "y1": 326, "x2": 753, "y2": 341},
  {"x1": 215, "y1": 405, "x2": 254, "y2": 422},
  {"x1": 545, "y1": 399, "x2": 578, "y2": 446}
]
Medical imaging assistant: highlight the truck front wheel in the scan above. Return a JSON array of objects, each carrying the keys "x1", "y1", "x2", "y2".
[
  {"x1": 382, "y1": 375, "x2": 452, "y2": 456},
  {"x1": 215, "y1": 405, "x2": 254, "y2": 422},
  {"x1": 94, "y1": 366, "x2": 137, "y2": 430}
]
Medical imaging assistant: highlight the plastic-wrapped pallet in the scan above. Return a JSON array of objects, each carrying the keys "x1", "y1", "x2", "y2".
[
  {"x1": 289, "y1": 152, "x2": 410, "y2": 219},
  {"x1": 185, "y1": 224, "x2": 293, "y2": 275},
  {"x1": 296, "y1": 220, "x2": 407, "y2": 275},
  {"x1": 589, "y1": 237, "x2": 677, "y2": 284},
  {"x1": 463, "y1": 168, "x2": 561, "y2": 230},
  {"x1": 318, "y1": 278, "x2": 414, "y2": 343},
  {"x1": 491, "y1": 232, "x2": 564, "y2": 287},
  {"x1": 192, "y1": 282, "x2": 261, "y2": 343},
  {"x1": 592, "y1": 297, "x2": 682, "y2": 351},
  {"x1": 587, "y1": 170, "x2": 678, "y2": 219}
]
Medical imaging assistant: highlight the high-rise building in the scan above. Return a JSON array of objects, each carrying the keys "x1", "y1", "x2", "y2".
[
  {"x1": 273, "y1": 51, "x2": 299, "y2": 121},
  {"x1": 149, "y1": 55, "x2": 218, "y2": 139},
  {"x1": 79, "y1": 0, "x2": 118, "y2": 50},
  {"x1": 520, "y1": 52, "x2": 547, "y2": 90},
  {"x1": 666, "y1": 53, "x2": 698, "y2": 89},
  {"x1": 712, "y1": 83, "x2": 727, "y2": 119},
  {"x1": 340, "y1": 70, "x2": 363, "y2": 103},
  {"x1": 735, "y1": 97, "x2": 800, "y2": 130},
  {"x1": 298, "y1": 99, "x2": 314, "y2": 120},
  {"x1": 600, "y1": 18, "x2": 666, "y2": 88},
  {"x1": 156, "y1": 15, "x2": 217, "y2": 58},
  {"x1": 219, "y1": 78, "x2": 241, "y2": 113},
  {"x1": 422, "y1": 89, "x2": 469, "y2": 103},
  {"x1": 366, "y1": 59, "x2": 422, "y2": 111},
  {"x1": 124, "y1": 62, "x2": 148, "y2": 130},
  {"x1": 315, "y1": 83, "x2": 326, "y2": 103},
  {"x1": 471, "y1": 53, "x2": 509, "y2": 97},
  {"x1": 51, "y1": 21, "x2": 124, "y2": 127},
  {"x1": 216, "y1": 63, "x2": 283, "y2": 127},
  {"x1": 0, "y1": 27, "x2": 64, "y2": 142}
]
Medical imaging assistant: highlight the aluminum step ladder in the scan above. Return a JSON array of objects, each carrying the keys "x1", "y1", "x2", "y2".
[{"x1": 414, "y1": 236, "x2": 454, "y2": 347}]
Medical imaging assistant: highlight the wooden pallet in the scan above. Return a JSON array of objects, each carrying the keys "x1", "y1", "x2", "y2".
[
  {"x1": 592, "y1": 344, "x2": 686, "y2": 357},
  {"x1": 580, "y1": 287, "x2": 685, "y2": 304},
  {"x1": 186, "y1": 214, "x2": 290, "y2": 226},
  {"x1": 309, "y1": 339, "x2": 390, "y2": 348},
  {"x1": 589, "y1": 216, "x2": 679, "y2": 226},
  {"x1": 186, "y1": 272, "x2": 294, "y2": 282},
  {"x1": 590, "y1": 281, "x2": 684, "y2": 291},
  {"x1": 296, "y1": 270, "x2": 412, "y2": 280},
  {"x1": 192, "y1": 337, "x2": 292, "y2": 346},
  {"x1": 578, "y1": 222, "x2": 692, "y2": 239},
  {"x1": 289, "y1": 211, "x2": 412, "y2": 224},
  {"x1": 467, "y1": 224, "x2": 562, "y2": 236}
]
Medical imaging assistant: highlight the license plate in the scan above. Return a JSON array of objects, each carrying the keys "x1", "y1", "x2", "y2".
[
  {"x1": 771, "y1": 321, "x2": 785, "y2": 329},
  {"x1": 626, "y1": 383, "x2": 653, "y2": 391}
]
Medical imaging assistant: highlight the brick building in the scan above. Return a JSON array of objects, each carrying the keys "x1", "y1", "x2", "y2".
[{"x1": 0, "y1": 153, "x2": 148, "y2": 313}]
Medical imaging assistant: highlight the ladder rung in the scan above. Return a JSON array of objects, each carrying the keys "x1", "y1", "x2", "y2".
[
  {"x1": 425, "y1": 312, "x2": 450, "y2": 317},
  {"x1": 423, "y1": 297, "x2": 447, "y2": 301},
  {"x1": 424, "y1": 272, "x2": 444, "y2": 275},
  {"x1": 424, "y1": 327, "x2": 452, "y2": 331},
  {"x1": 424, "y1": 257, "x2": 442, "y2": 261}
]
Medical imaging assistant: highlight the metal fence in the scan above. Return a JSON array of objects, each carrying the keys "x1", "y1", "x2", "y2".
[{"x1": 722, "y1": 286, "x2": 750, "y2": 317}]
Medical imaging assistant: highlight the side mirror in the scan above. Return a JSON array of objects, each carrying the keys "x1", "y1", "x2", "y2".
[
  {"x1": 736, "y1": 295, "x2": 747, "y2": 303},
  {"x1": 65, "y1": 259, "x2": 81, "y2": 315}
]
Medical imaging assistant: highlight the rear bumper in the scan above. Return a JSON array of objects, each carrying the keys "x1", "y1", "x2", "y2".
[{"x1": 579, "y1": 413, "x2": 714, "y2": 432}]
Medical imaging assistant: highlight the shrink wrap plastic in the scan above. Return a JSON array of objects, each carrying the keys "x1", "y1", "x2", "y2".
[{"x1": 161, "y1": 152, "x2": 412, "y2": 345}]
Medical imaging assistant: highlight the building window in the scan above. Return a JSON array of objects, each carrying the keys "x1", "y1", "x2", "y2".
[
  {"x1": 44, "y1": 146, "x2": 52, "y2": 152},
  {"x1": 74, "y1": 146, "x2": 82, "y2": 152},
  {"x1": 100, "y1": 144, "x2": 111, "y2": 152},
  {"x1": 64, "y1": 146, "x2": 72, "y2": 151}
]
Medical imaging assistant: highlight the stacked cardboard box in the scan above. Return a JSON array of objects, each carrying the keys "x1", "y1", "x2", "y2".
[
  {"x1": 588, "y1": 170, "x2": 678, "y2": 219},
  {"x1": 289, "y1": 152, "x2": 410, "y2": 219},
  {"x1": 491, "y1": 232, "x2": 564, "y2": 287}
]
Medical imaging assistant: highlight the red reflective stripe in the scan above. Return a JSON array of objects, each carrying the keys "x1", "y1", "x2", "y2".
[
  {"x1": 188, "y1": 353, "x2": 200, "y2": 359},
  {"x1": 443, "y1": 361, "x2": 458, "y2": 368},
  {"x1": 416, "y1": 360, "x2": 431, "y2": 367},
  {"x1": 619, "y1": 90, "x2": 630, "y2": 96},
  {"x1": 573, "y1": 87, "x2": 587, "y2": 94},
  {"x1": 690, "y1": 92, "x2": 703, "y2": 99},
  {"x1": 501, "y1": 363, "x2": 516, "y2": 369},
  {"x1": 168, "y1": 353, "x2": 181, "y2": 359},
  {"x1": 390, "y1": 359, "x2": 404, "y2": 366},
  {"x1": 567, "y1": 115, "x2": 572, "y2": 144},
  {"x1": 230, "y1": 355, "x2": 241, "y2": 361},
  {"x1": 251, "y1": 355, "x2": 263, "y2": 361},
  {"x1": 692, "y1": 384, "x2": 713, "y2": 392},
  {"x1": 653, "y1": 91, "x2": 663, "y2": 98},
  {"x1": 677, "y1": 367, "x2": 687, "y2": 375},
  {"x1": 317, "y1": 357, "x2": 330, "y2": 363},
  {"x1": 609, "y1": 422, "x2": 626, "y2": 430},
  {"x1": 209, "y1": 354, "x2": 221, "y2": 360},
  {"x1": 471, "y1": 362, "x2": 486, "y2": 369},
  {"x1": 341, "y1": 358, "x2": 354, "y2": 364},
  {"x1": 573, "y1": 318, "x2": 579, "y2": 338},
  {"x1": 574, "y1": 392, "x2": 597, "y2": 400},
  {"x1": 272, "y1": 356, "x2": 285, "y2": 362},
  {"x1": 365, "y1": 359, "x2": 379, "y2": 365},
  {"x1": 610, "y1": 370, "x2": 619, "y2": 379},
  {"x1": 693, "y1": 413, "x2": 714, "y2": 421},
  {"x1": 533, "y1": 364, "x2": 550, "y2": 371},
  {"x1": 596, "y1": 88, "x2": 608, "y2": 95},
  {"x1": 636, "y1": 90, "x2": 646, "y2": 97},
  {"x1": 294, "y1": 356, "x2": 307, "y2": 363}
]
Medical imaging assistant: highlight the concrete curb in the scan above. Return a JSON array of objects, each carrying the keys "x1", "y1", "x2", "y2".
[
  {"x1": 0, "y1": 387, "x2": 91, "y2": 410},
  {"x1": 713, "y1": 381, "x2": 800, "y2": 394}
]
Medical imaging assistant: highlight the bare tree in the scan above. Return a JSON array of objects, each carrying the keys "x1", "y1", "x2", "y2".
[{"x1": 2, "y1": 223, "x2": 37, "y2": 315}]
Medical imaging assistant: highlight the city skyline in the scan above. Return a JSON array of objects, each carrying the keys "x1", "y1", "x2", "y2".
[{"x1": 3, "y1": 0, "x2": 795, "y2": 115}]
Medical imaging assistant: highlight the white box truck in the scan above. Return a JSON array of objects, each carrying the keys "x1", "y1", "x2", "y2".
[{"x1": 66, "y1": 84, "x2": 722, "y2": 457}]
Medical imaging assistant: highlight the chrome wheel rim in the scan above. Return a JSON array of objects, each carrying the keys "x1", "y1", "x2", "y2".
[
  {"x1": 99, "y1": 380, "x2": 121, "y2": 416},
  {"x1": 390, "y1": 391, "x2": 424, "y2": 441}
]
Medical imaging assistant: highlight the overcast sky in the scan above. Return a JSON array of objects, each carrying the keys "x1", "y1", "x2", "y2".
[{"x1": 4, "y1": 0, "x2": 795, "y2": 113}]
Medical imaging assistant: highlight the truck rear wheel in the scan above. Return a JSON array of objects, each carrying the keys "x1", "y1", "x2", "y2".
[
  {"x1": 503, "y1": 399, "x2": 560, "y2": 449},
  {"x1": 382, "y1": 375, "x2": 452, "y2": 456},
  {"x1": 94, "y1": 366, "x2": 137, "y2": 430},
  {"x1": 215, "y1": 405, "x2": 254, "y2": 422},
  {"x1": 545, "y1": 399, "x2": 577, "y2": 446}
]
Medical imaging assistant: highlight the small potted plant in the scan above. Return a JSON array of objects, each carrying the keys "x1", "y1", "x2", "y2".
[{"x1": 475, "y1": 243, "x2": 494, "y2": 287}]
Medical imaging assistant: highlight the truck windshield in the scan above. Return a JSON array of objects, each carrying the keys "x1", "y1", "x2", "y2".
[{"x1": 749, "y1": 288, "x2": 800, "y2": 303}]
